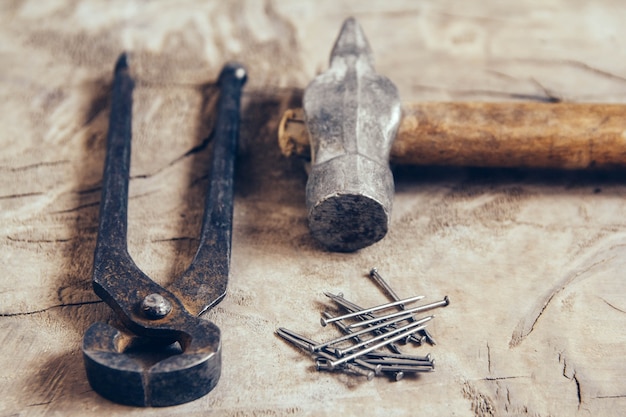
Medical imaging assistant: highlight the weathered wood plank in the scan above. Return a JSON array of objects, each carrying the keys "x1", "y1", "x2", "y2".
[{"x1": 1, "y1": 1, "x2": 625, "y2": 416}]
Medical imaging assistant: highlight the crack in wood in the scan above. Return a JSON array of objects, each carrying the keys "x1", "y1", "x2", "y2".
[
  {"x1": 6, "y1": 236, "x2": 72, "y2": 244},
  {"x1": 152, "y1": 236, "x2": 199, "y2": 243},
  {"x1": 509, "y1": 257, "x2": 610, "y2": 347},
  {"x1": 528, "y1": 77, "x2": 563, "y2": 102},
  {"x1": 76, "y1": 186, "x2": 102, "y2": 195},
  {"x1": 191, "y1": 172, "x2": 211, "y2": 187},
  {"x1": 54, "y1": 188, "x2": 160, "y2": 214},
  {"x1": 505, "y1": 387, "x2": 511, "y2": 411},
  {"x1": 411, "y1": 83, "x2": 560, "y2": 102},
  {"x1": 573, "y1": 372, "x2": 583, "y2": 409},
  {"x1": 0, "y1": 300, "x2": 101, "y2": 317},
  {"x1": 0, "y1": 191, "x2": 45, "y2": 200},
  {"x1": 560, "y1": 352, "x2": 583, "y2": 409},
  {"x1": 131, "y1": 135, "x2": 212, "y2": 180},
  {"x1": 515, "y1": 57, "x2": 626, "y2": 83},
  {"x1": 27, "y1": 400, "x2": 53, "y2": 407},
  {"x1": 0, "y1": 160, "x2": 70, "y2": 172},
  {"x1": 599, "y1": 297, "x2": 626, "y2": 314},
  {"x1": 481, "y1": 376, "x2": 529, "y2": 381},
  {"x1": 51, "y1": 201, "x2": 99, "y2": 214}
]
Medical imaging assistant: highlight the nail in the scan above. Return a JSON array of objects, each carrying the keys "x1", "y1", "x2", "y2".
[
  {"x1": 276, "y1": 328, "x2": 338, "y2": 362},
  {"x1": 323, "y1": 312, "x2": 400, "y2": 354},
  {"x1": 277, "y1": 327, "x2": 318, "y2": 346},
  {"x1": 329, "y1": 324, "x2": 429, "y2": 368},
  {"x1": 320, "y1": 295, "x2": 425, "y2": 326},
  {"x1": 369, "y1": 268, "x2": 403, "y2": 308},
  {"x1": 377, "y1": 364, "x2": 434, "y2": 373},
  {"x1": 364, "y1": 352, "x2": 432, "y2": 362},
  {"x1": 393, "y1": 371, "x2": 404, "y2": 381},
  {"x1": 346, "y1": 363, "x2": 375, "y2": 380},
  {"x1": 324, "y1": 293, "x2": 402, "y2": 354},
  {"x1": 325, "y1": 292, "x2": 395, "y2": 331},
  {"x1": 322, "y1": 312, "x2": 364, "y2": 343},
  {"x1": 325, "y1": 292, "x2": 377, "y2": 320},
  {"x1": 276, "y1": 328, "x2": 313, "y2": 351},
  {"x1": 361, "y1": 357, "x2": 434, "y2": 367},
  {"x1": 367, "y1": 269, "x2": 426, "y2": 344},
  {"x1": 324, "y1": 292, "x2": 361, "y2": 311},
  {"x1": 315, "y1": 358, "x2": 375, "y2": 380},
  {"x1": 355, "y1": 359, "x2": 383, "y2": 376},
  {"x1": 348, "y1": 296, "x2": 449, "y2": 329},
  {"x1": 422, "y1": 327, "x2": 438, "y2": 345},
  {"x1": 326, "y1": 292, "x2": 394, "y2": 325},
  {"x1": 315, "y1": 357, "x2": 335, "y2": 371},
  {"x1": 335, "y1": 318, "x2": 431, "y2": 357},
  {"x1": 312, "y1": 312, "x2": 416, "y2": 352}
]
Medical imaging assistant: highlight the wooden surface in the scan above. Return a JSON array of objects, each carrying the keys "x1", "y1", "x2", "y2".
[{"x1": 1, "y1": 1, "x2": 626, "y2": 416}]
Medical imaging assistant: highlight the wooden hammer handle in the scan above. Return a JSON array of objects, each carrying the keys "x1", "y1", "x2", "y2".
[{"x1": 278, "y1": 103, "x2": 626, "y2": 169}]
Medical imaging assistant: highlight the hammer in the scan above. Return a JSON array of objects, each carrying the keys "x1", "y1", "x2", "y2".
[{"x1": 285, "y1": 17, "x2": 626, "y2": 252}]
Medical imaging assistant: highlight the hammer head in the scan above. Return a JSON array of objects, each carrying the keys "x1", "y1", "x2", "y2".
[{"x1": 303, "y1": 18, "x2": 401, "y2": 252}]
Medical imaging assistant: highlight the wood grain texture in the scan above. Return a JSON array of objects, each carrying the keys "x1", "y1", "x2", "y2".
[
  {"x1": 279, "y1": 103, "x2": 626, "y2": 168},
  {"x1": 1, "y1": 1, "x2": 625, "y2": 416}
]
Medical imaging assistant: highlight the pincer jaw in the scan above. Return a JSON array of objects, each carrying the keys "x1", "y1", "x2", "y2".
[{"x1": 82, "y1": 318, "x2": 221, "y2": 407}]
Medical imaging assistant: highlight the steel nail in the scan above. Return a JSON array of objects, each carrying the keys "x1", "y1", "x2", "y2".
[
  {"x1": 320, "y1": 295, "x2": 425, "y2": 326},
  {"x1": 346, "y1": 363, "x2": 375, "y2": 381},
  {"x1": 335, "y1": 318, "x2": 431, "y2": 357},
  {"x1": 277, "y1": 327, "x2": 318, "y2": 346},
  {"x1": 312, "y1": 312, "x2": 416, "y2": 352},
  {"x1": 324, "y1": 293, "x2": 406, "y2": 353},
  {"x1": 323, "y1": 309, "x2": 402, "y2": 355},
  {"x1": 367, "y1": 270, "x2": 427, "y2": 345},
  {"x1": 348, "y1": 296, "x2": 449, "y2": 329},
  {"x1": 315, "y1": 358, "x2": 375, "y2": 380},
  {"x1": 364, "y1": 352, "x2": 432, "y2": 362},
  {"x1": 377, "y1": 364, "x2": 434, "y2": 373},
  {"x1": 369, "y1": 268, "x2": 403, "y2": 308},
  {"x1": 276, "y1": 328, "x2": 313, "y2": 351},
  {"x1": 361, "y1": 357, "x2": 434, "y2": 367},
  {"x1": 422, "y1": 327, "x2": 438, "y2": 345},
  {"x1": 277, "y1": 328, "x2": 339, "y2": 362},
  {"x1": 324, "y1": 292, "x2": 360, "y2": 310},
  {"x1": 315, "y1": 357, "x2": 335, "y2": 371},
  {"x1": 355, "y1": 358, "x2": 383, "y2": 376},
  {"x1": 322, "y1": 311, "x2": 363, "y2": 342},
  {"x1": 325, "y1": 293, "x2": 377, "y2": 320},
  {"x1": 329, "y1": 324, "x2": 429, "y2": 368}
]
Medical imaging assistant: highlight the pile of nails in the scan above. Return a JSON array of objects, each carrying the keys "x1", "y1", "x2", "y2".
[{"x1": 276, "y1": 268, "x2": 450, "y2": 381}]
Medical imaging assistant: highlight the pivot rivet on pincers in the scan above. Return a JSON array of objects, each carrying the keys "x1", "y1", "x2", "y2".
[{"x1": 141, "y1": 293, "x2": 172, "y2": 319}]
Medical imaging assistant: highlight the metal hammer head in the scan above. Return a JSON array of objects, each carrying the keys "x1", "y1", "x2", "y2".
[{"x1": 303, "y1": 17, "x2": 401, "y2": 252}]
